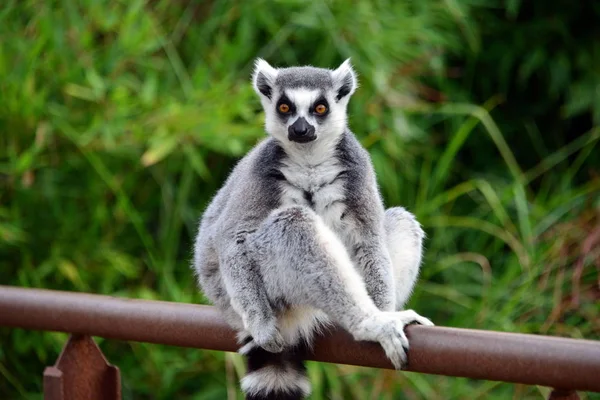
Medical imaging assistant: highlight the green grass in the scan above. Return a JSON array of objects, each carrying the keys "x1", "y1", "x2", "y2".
[{"x1": 1, "y1": 1, "x2": 599, "y2": 399}]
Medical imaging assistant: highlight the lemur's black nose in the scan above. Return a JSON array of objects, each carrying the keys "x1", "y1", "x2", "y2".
[
  {"x1": 290, "y1": 117, "x2": 310, "y2": 136},
  {"x1": 294, "y1": 125, "x2": 308, "y2": 136},
  {"x1": 288, "y1": 117, "x2": 316, "y2": 143}
]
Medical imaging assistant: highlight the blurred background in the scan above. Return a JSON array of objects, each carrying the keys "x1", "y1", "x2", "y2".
[{"x1": 1, "y1": 0, "x2": 599, "y2": 399}]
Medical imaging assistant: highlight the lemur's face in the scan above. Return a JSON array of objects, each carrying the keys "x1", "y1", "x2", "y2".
[{"x1": 252, "y1": 59, "x2": 357, "y2": 145}]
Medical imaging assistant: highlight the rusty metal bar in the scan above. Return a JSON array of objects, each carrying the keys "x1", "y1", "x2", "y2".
[{"x1": 1, "y1": 285, "x2": 599, "y2": 393}]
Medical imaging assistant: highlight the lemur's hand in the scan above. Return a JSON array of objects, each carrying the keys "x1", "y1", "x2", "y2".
[{"x1": 352, "y1": 310, "x2": 434, "y2": 369}]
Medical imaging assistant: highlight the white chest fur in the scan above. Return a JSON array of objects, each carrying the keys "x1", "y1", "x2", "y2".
[{"x1": 279, "y1": 158, "x2": 347, "y2": 234}]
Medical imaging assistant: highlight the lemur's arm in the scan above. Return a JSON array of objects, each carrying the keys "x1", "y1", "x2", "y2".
[
  {"x1": 341, "y1": 137, "x2": 395, "y2": 311},
  {"x1": 353, "y1": 234, "x2": 395, "y2": 311}
]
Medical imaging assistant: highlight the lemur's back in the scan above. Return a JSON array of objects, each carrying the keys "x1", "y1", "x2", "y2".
[{"x1": 197, "y1": 138, "x2": 284, "y2": 237}]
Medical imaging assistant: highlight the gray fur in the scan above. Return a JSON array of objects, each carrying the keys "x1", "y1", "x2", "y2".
[
  {"x1": 275, "y1": 67, "x2": 333, "y2": 91},
  {"x1": 193, "y1": 59, "x2": 432, "y2": 399}
]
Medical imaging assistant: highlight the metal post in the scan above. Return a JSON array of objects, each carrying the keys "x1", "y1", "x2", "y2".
[
  {"x1": 43, "y1": 335, "x2": 121, "y2": 400},
  {"x1": 548, "y1": 389, "x2": 580, "y2": 400}
]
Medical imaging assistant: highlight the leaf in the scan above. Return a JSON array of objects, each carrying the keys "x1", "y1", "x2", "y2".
[
  {"x1": 141, "y1": 134, "x2": 178, "y2": 167},
  {"x1": 63, "y1": 83, "x2": 98, "y2": 102},
  {"x1": 57, "y1": 259, "x2": 85, "y2": 289},
  {"x1": 85, "y1": 69, "x2": 106, "y2": 99},
  {"x1": 506, "y1": 0, "x2": 521, "y2": 19},
  {"x1": 0, "y1": 223, "x2": 27, "y2": 245}
]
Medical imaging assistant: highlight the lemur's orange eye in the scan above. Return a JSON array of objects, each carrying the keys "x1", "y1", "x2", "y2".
[
  {"x1": 278, "y1": 103, "x2": 290, "y2": 113},
  {"x1": 315, "y1": 104, "x2": 327, "y2": 114}
]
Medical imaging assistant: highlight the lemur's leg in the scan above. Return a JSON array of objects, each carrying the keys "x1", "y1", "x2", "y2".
[
  {"x1": 194, "y1": 241, "x2": 229, "y2": 314},
  {"x1": 195, "y1": 231, "x2": 285, "y2": 353},
  {"x1": 193, "y1": 239, "x2": 252, "y2": 334},
  {"x1": 247, "y1": 205, "x2": 432, "y2": 368},
  {"x1": 384, "y1": 207, "x2": 425, "y2": 310}
]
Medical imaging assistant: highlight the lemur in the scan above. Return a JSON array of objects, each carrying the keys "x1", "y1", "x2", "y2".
[{"x1": 193, "y1": 59, "x2": 433, "y2": 400}]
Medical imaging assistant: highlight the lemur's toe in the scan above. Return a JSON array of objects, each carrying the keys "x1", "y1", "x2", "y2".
[
  {"x1": 412, "y1": 315, "x2": 434, "y2": 326},
  {"x1": 255, "y1": 329, "x2": 285, "y2": 353},
  {"x1": 398, "y1": 309, "x2": 434, "y2": 327}
]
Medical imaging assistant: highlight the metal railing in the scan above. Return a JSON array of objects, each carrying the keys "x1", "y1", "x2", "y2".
[{"x1": 1, "y1": 285, "x2": 599, "y2": 399}]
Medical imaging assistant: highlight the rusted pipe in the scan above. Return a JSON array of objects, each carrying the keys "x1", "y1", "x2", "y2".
[{"x1": 1, "y1": 286, "x2": 599, "y2": 392}]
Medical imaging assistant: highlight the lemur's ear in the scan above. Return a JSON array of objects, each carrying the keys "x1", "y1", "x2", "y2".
[
  {"x1": 331, "y1": 59, "x2": 357, "y2": 101},
  {"x1": 252, "y1": 58, "x2": 278, "y2": 100}
]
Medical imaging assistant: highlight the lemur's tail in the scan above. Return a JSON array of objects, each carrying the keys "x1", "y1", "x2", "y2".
[{"x1": 240, "y1": 339, "x2": 311, "y2": 400}]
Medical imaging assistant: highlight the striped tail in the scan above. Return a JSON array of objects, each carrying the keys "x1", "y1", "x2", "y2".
[{"x1": 240, "y1": 340, "x2": 311, "y2": 400}]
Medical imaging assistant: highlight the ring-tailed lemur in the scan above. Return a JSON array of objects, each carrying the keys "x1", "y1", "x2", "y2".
[{"x1": 193, "y1": 59, "x2": 433, "y2": 400}]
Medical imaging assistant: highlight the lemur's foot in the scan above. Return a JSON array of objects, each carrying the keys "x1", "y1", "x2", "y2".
[
  {"x1": 353, "y1": 310, "x2": 433, "y2": 369},
  {"x1": 245, "y1": 318, "x2": 285, "y2": 353}
]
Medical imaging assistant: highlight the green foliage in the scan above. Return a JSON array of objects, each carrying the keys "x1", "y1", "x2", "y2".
[{"x1": 1, "y1": 0, "x2": 599, "y2": 399}]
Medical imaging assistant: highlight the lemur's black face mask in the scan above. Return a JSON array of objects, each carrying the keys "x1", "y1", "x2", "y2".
[{"x1": 288, "y1": 117, "x2": 316, "y2": 143}]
